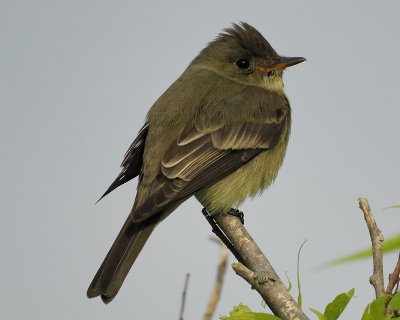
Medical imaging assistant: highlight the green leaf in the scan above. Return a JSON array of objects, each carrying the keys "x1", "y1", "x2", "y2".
[
  {"x1": 220, "y1": 304, "x2": 282, "y2": 320},
  {"x1": 373, "y1": 296, "x2": 393, "y2": 320},
  {"x1": 390, "y1": 292, "x2": 400, "y2": 309},
  {"x1": 227, "y1": 303, "x2": 253, "y2": 314},
  {"x1": 317, "y1": 234, "x2": 400, "y2": 269},
  {"x1": 383, "y1": 205, "x2": 400, "y2": 210},
  {"x1": 285, "y1": 271, "x2": 292, "y2": 292},
  {"x1": 362, "y1": 295, "x2": 395, "y2": 320},
  {"x1": 221, "y1": 312, "x2": 282, "y2": 320},
  {"x1": 361, "y1": 303, "x2": 371, "y2": 320},
  {"x1": 323, "y1": 288, "x2": 354, "y2": 320},
  {"x1": 310, "y1": 308, "x2": 327, "y2": 320},
  {"x1": 297, "y1": 240, "x2": 307, "y2": 308},
  {"x1": 383, "y1": 235, "x2": 400, "y2": 252}
]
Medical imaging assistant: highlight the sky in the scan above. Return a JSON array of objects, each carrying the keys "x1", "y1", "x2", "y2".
[{"x1": 1, "y1": 1, "x2": 400, "y2": 319}]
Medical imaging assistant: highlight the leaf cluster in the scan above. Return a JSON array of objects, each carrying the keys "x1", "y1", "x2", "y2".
[{"x1": 221, "y1": 290, "x2": 400, "y2": 319}]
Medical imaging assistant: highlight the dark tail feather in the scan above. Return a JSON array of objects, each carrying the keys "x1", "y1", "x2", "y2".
[{"x1": 87, "y1": 214, "x2": 158, "y2": 303}]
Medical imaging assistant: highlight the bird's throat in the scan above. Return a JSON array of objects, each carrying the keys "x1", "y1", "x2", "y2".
[{"x1": 259, "y1": 75, "x2": 285, "y2": 94}]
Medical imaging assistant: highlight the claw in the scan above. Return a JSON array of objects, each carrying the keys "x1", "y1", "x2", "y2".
[{"x1": 228, "y1": 208, "x2": 244, "y2": 224}]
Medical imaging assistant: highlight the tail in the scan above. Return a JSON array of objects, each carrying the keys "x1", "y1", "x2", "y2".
[{"x1": 87, "y1": 214, "x2": 158, "y2": 303}]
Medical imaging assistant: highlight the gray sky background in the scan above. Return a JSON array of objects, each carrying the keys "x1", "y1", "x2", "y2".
[{"x1": 1, "y1": 1, "x2": 400, "y2": 319}]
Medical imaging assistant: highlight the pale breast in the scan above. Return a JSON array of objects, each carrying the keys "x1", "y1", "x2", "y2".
[{"x1": 195, "y1": 126, "x2": 290, "y2": 215}]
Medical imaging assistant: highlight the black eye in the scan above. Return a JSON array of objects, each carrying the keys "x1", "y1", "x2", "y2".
[{"x1": 235, "y1": 58, "x2": 250, "y2": 69}]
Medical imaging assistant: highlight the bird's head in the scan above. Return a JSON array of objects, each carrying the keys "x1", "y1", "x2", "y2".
[{"x1": 191, "y1": 22, "x2": 305, "y2": 92}]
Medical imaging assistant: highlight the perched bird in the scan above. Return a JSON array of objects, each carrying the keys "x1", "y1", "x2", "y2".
[{"x1": 87, "y1": 22, "x2": 304, "y2": 303}]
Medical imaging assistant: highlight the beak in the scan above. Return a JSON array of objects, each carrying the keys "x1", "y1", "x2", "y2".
[{"x1": 257, "y1": 56, "x2": 306, "y2": 73}]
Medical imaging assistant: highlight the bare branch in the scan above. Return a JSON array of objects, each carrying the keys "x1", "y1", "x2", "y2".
[
  {"x1": 386, "y1": 253, "x2": 400, "y2": 295},
  {"x1": 210, "y1": 213, "x2": 309, "y2": 320},
  {"x1": 179, "y1": 273, "x2": 190, "y2": 320},
  {"x1": 203, "y1": 238, "x2": 229, "y2": 320},
  {"x1": 358, "y1": 197, "x2": 385, "y2": 297}
]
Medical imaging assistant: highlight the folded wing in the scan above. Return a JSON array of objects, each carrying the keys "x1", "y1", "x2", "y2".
[{"x1": 131, "y1": 112, "x2": 288, "y2": 222}]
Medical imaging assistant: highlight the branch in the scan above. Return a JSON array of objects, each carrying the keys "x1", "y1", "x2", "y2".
[
  {"x1": 204, "y1": 237, "x2": 229, "y2": 320},
  {"x1": 358, "y1": 197, "x2": 385, "y2": 297},
  {"x1": 386, "y1": 253, "x2": 400, "y2": 295},
  {"x1": 211, "y1": 213, "x2": 309, "y2": 320},
  {"x1": 179, "y1": 273, "x2": 190, "y2": 320}
]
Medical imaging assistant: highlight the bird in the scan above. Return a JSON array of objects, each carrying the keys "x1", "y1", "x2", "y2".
[{"x1": 87, "y1": 22, "x2": 305, "y2": 303}]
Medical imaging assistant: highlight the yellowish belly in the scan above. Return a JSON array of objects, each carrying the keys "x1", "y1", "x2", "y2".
[{"x1": 195, "y1": 137, "x2": 289, "y2": 214}]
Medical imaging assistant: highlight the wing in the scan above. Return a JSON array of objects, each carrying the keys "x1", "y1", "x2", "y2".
[
  {"x1": 97, "y1": 123, "x2": 149, "y2": 202},
  {"x1": 131, "y1": 108, "x2": 289, "y2": 222}
]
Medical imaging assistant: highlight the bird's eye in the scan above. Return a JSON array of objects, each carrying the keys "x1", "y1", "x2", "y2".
[{"x1": 235, "y1": 58, "x2": 250, "y2": 69}]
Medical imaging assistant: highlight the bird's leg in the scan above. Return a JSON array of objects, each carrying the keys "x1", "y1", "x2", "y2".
[
  {"x1": 202, "y1": 208, "x2": 233, "y2": 250},
  {"x1": 227, "y1": 208, "x2": 244, "y2": 224},
  {"x1": 211, "y1": 210, "x2": 272, "y2": 288},
  {"x1": 203, "y1": 209, "x2": 270, "y2": 287},
  {"x1": 202, "y1": 208, "x2": 246, "y2": 266}
]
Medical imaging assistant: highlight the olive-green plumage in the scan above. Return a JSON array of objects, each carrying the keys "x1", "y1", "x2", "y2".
[{"x1": 87, "y1": 22, "x2": 304, "y2": 303}]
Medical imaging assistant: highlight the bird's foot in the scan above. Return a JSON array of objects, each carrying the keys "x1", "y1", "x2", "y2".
[{"x1": 227, "y1": 208, "x2": 244, "y2": 224}]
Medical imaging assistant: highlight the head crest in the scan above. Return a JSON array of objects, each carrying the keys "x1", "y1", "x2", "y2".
[{"x1": 213, "y1": 22, "x2": 276, "y2": 57}]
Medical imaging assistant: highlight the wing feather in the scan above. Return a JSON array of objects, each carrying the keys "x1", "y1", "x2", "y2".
[
  {"x1": 131, "y1": 117, "x2": 287, "y2": 222},
  {"x1": 97, "y1": 123, "x2": 149, "y2": 201}
]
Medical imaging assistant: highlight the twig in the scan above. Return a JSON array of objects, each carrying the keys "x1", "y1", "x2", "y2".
[
  {"x1": 204, "y1": 237, "x2": 229, "y2": 320},
  {"x1": 179, "y1": 273, "x2": 190, "y2": 320},
  {"x1": 358, "y1": 197, "x2": 385, "y2": 297},
  {"x1": 210, "y1": 212, "x2": 309, "y2": 320},
  {"x1": 386, "y1": 253, "x2": 400, "y2": 294}
]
